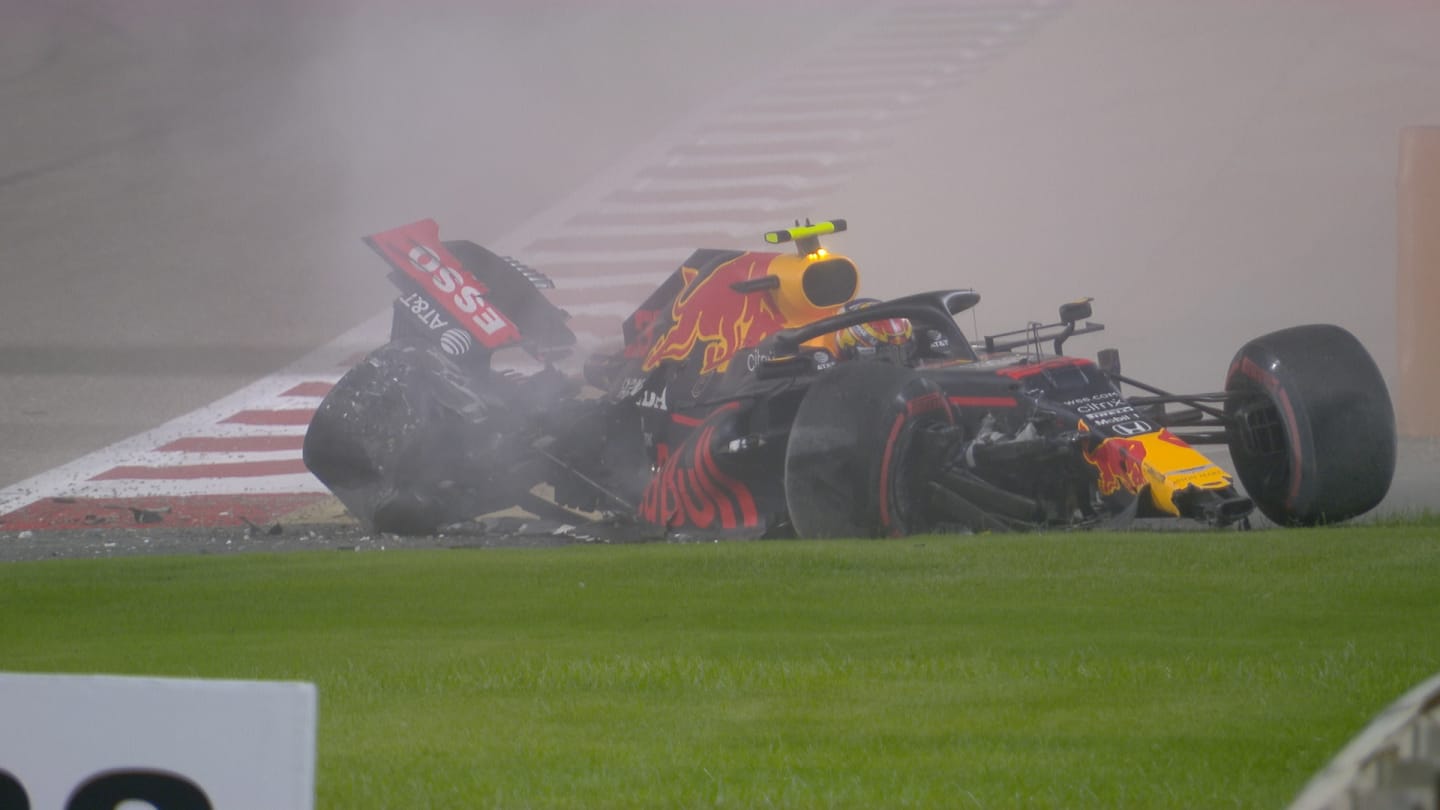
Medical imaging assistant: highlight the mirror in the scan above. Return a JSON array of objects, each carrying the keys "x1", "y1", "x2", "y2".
[{"x1": 1059, "y1": 298, "x2": 1093, "y2": 323}]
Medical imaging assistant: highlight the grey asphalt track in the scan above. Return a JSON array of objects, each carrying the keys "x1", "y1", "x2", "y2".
[{"x1": 2, "y1": 0, "x2": 1438, "y2": 538}]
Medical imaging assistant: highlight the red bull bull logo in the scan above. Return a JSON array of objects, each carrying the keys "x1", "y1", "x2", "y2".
[
  {"x1": 1084, "y1": 436, "x2": 1149, "y2": 496},
  {"x1": 643, "y1": 253, "x2": 789, "y2": 375}
]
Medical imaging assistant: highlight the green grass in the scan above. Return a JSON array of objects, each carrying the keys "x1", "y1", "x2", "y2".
[{"x1": 3, "y1": 527, "x2": 1439, "y2": 808}]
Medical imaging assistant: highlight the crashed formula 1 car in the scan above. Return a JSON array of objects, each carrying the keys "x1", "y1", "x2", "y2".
[{"x1": 303, "y1": 218, "x2": 1397, "y2": 538}]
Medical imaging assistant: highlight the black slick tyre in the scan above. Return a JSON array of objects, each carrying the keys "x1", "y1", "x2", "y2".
[
  {"x1": 1224, "y1": 324, "x2": 1396, "y2": 526},
  {"x1": 784, "y1": 362, "x2": 953, "y2": 538}
]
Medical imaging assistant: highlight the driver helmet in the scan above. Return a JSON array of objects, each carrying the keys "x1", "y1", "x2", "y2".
[{"x1": 835, "y1": 297, "x2": 914, "y2": 359}]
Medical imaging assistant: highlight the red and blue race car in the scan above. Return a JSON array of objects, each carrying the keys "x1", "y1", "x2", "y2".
[{"x1": 303, "y1": 218, "x2": 1396, "y2": 538}]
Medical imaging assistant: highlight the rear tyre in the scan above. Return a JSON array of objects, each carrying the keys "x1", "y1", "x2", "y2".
[
  {"x1": 1224, "y1": 324, "x2": 1395, "y2": 526},
  {"x1": 784, "y1": 362, "x2": 953, "y2": 538},
  {"x1": 303, "y1": 340, "x2": 540, "y2": 534}
]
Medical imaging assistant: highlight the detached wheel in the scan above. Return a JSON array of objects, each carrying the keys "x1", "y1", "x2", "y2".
[
  {"x1": 1224, "y1": 324, "x2": 1395, "y2": 526},
  {"x1": 784, "y1": 362, "x2": 954, "y2": 538},
  {"x1": 303, "y1": 340, "x2": 538, "y2": 534}
]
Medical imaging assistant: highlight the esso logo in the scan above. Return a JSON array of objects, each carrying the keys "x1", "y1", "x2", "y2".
[{"x1": 406, "y1": 246, "x2": 509, "y2": 336}]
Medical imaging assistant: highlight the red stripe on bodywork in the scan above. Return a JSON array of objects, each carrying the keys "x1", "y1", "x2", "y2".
[
  {"x1": 222, "y1": 409, "x2": 316, "y2": 426},
  {"x1": 948, "y1": 395, "x2": 1017, "y2": 408},
  {"x1": 996, "y1": 357, "x2": 1094, "y2": 379},
  {"x1": 91, "y1": 459, "x2": 310, "y2": 480},
  {"x1": 158, "y1": 436, "x2": 307, "y2": 453},
  {"x1": 1238, "y1": 356, "x2": 1306, "y2": 507},
  {"x1": 877, "y1": 412, "x2": 907, "y2": 536}
]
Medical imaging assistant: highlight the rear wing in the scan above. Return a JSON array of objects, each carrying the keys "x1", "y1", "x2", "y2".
[{"x1": 365, "y1": 219, "x2": 574, "y2": 359}]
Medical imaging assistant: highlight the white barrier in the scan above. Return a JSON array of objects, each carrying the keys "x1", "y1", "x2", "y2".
[
  {"x1": 1289, "y1": 671, "x2": 1440, "y2": 810},
  {"x1": 0, "y1": 673, "x2": 316, "y2": 810}
]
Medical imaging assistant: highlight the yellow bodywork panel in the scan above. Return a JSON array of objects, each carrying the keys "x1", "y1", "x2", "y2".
[
  {"x1": 1083, "y1": 429, "x2": 1233, "y2": 516},
  {"x1": 766, "y1": 252, "x2": 856, "y2": 324}
]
